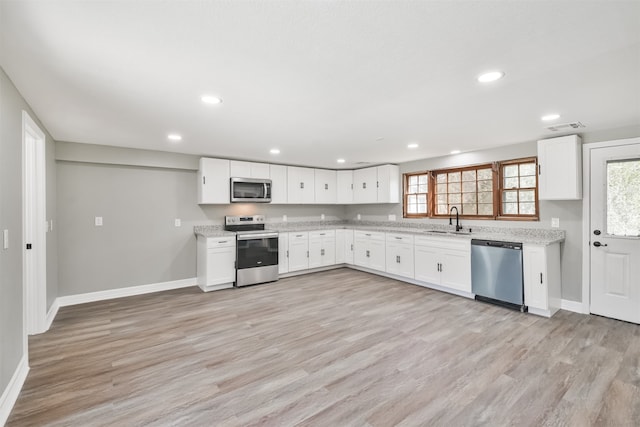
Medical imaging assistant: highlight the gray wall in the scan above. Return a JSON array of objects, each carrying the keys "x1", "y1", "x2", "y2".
[
  {"x1": 0, "y1": 67, "x2": 57, "y2": 400},
  {"x1": 56, "y1": 143, "x2": 345, "y2": 296}
]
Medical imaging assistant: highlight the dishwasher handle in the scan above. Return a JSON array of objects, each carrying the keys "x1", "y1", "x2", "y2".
[{"x1": 472, "y1": 239, "x2": 522, "y2": 250}]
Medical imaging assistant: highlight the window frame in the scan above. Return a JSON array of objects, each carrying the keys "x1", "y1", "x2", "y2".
[
  {"x1": 403, "y1": 171, "x2": 430, "y2": 218},
  {"x1": 497, "y1": 157, "x2": 539, "y2": 221}
]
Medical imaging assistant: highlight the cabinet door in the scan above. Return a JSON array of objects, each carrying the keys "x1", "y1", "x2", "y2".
[
  {"x1": 270, "y1": 164, "x2": 288, "y2": 204},
  {"x1": 321, "y1": 234, "x2": 336, "y2": 266},
  {"x1": 414, "y1": 244, "x2": 440, "y2": 284},
  {"x1": 353, "y1": 167, "x2": 377, "y2": 203},
  {"x1": 353, "y1": 236, "x2": 369, "y2": 267},
  {"x1": 314, "y1": 169, "x2": 337, "y2": 204},
  {"x1": 385, "y1": 242, "x2": 401, "y2": 275},
  {"x1": 207, "y1": 247, "x2": 236, "y2": 285},
  {"x1": 288, "y1": 166, "x2": 315, "y2": 204},
  {"x1": 376, "y1": 164, "x2": 400, "y2": 203},
  {"x1": 368, "y1": 239, "x2": 386, "y2": 271},
  {"x1": 278, "y1": 233, "x2": 289, "y2": 274},
  {"x1": 250, "y1": 162, "x2": 271, "y2": 179},
  {"x1": 524, "y1": 245, "x2": 548, "y2": 310},
  {"x1": 300, "y1": 167, "x2": 316, "y2": 203},
  {"x1": 229, "y1": 160, "x2": 252, "y2": 178},
  {"x1": 344, "y1": 230, "x2": 354, "y2": 264},
  {"x1": 337, "y1": 170, "x2": 354, "y2": 204},
  {"x1": 538, "y1": 135, "x2": 582, "y2": 200},
  {"x1": 397, "y1": 243, "x2": 415, "y2": 279},
  {"x1": 288, "y1": 233, "x2": 309, "y2": 272},
  {"x1": 308, "y1": 234, "x2": 323, "y2": 268},
  {"x1": 440, "y1": 249, "x2": 471, "y2": 292},
  {"x1": 198, "y1": 158, "x2": 230, "y2": 204},
  {"x1": 335, "y1": 229, "x2": 346, "y2": 263}
]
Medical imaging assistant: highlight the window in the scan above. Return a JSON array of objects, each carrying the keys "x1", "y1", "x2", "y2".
[
  {"x1": 403, "y1": 157, "x2": 539, "y2": 221},
  {"x1": 607, "y1": 159, "x2": 640, "y2": 236},
  {"x1": 433, "y1": 164, "x2": 495, "y2": 218},
  {"x1": 404, "y1": 172, "x2": 429, "y2": 217},
  {"x1": 499, "y1": 158, "x2": 538, "y2": 218}
]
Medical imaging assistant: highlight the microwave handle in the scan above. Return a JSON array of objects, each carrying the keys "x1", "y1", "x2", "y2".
[{"x1": 264, "y1": 182, "x2": 268, "y2": 197}]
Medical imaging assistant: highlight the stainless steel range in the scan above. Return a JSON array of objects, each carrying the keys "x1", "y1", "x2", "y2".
[{"x1": 225, "y1": 215, "x2": 279, "y2": 287}]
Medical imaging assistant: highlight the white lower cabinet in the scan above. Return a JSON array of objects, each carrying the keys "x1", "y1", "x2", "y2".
[
  {"x1": 385, "y1": 233, "x2": 414, "y2": 279},
  {"x1": 196, "y1": 235, "x2": 236, "y2": 291},
  {"x1": 278, "y1": 233, "x2": 289, "y2": 274},
  {"x1": 309, "y1": 230, "x2": 336, "y2": 268},
  {"x1": 335, "y1": 228, "x2": 354, "y2": 264},
  {"x1": 414, "y1": 236, "x2": 471, "y2": 293},
  {"x1": 354, "y1": 230, "x2": 386, "y2": 271},
  {"x1": 523, "y1": 242, "x2": 561, "y2": 317},
  {"x1": 288, "y1": 232, "x2": 310, "y2": 272}
]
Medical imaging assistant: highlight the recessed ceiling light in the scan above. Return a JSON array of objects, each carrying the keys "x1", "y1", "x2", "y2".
[
  {"x1": 270, "y1": 148, "x2": 280, "y2": 154},
  {"x1": 201, "y1": 95, "x2": 223, "y2": 105},
  {"x1": 337, "y1": 158, "x2": 346, "y2": 164},
  {"x1": 407, "y1": 143, "x2": 419, "y2": 149},
  {"x1": 477, "y1": 71, "x2": 505, "y2": 83},
  {"x1": 541, "y1": 114, "x2": 560, "y2": 122},
  {"x1": 167, "y1": 134, "x2": 182, "y2": 141},
  {"x1": 450, "y1": 150, "x2": 461, "y2": 154}
]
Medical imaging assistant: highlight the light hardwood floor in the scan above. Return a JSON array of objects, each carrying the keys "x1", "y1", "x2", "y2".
[{"x1": 8, "y1": 268, "x2": 640, "y2": 426}]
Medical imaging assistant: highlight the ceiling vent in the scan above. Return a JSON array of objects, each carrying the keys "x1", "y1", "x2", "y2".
[
  {"x1": 546, "y1": 121, "x2": 585, "y2": 132},
  {"x1": 354, "y1": 161, "x2": 372, "y2": 165}
]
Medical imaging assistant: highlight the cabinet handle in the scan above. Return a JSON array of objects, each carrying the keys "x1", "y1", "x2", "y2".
[
  {"x1": 540, "y1": 273, "x2": 543, "y2": 284},
  {"x1": 325, "y1": 183, "x2": 328, "y2": 190},
  {"x1": 366, "y1": 250, "x2": 370, "y2": 258},
  {"x1": 203, "y1": 176, "x2": 206, "y2": 185},
  {"x1": 320, "y1": 233, "x2": 325, "y2": 235},
  {"x1": 306, "y1": 251, "x2": 309, "y2": 258},
  {"x1": 396, "y1": 255, "x2": 400, "y2": 263},
  {"x1": 351, "y1": 183, "x2": 353, "y2": 190},
  {"x1": 362, "y1": 182, "x2": 366, "y2": 189},
  {"x1": 321, "y1": 248, "x2": 325, "y2": 256},
  {"x1": 300, "y1": 182, "x2": 304, "y2": 189},
  {"x1": 377, "y1": 181, "x2": 379, "y2": 188},
  {"x1": 365, "y1": 233, "x2": 371, "y2": 236},
  {"x1": 218, "y1": 240, "x2": 228, "y2": 244},
  {"x1": 350, "y1": 244, "x2": 353, "y2": 251},
  {"x1": 286, "y1": 250, "x2": 289, "y2": 258},
  {"x1": 538, "y1": 164, "x2": 541, "y2": 175},
  {"x1": 394, "y1": 236, "x2": 402, "y2": 240},
  {"x1": 296, "y1": 234, "x2": 303, "y2": 237}
]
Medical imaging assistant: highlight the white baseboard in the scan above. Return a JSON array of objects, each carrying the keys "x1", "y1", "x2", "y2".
[
  {"x1": 560, "y1": 299, "x2": 587, "y2": 314},
  {"x1": 0, "y1": 356, "x2": 29, "y2": 426},
  {"x1": 44, "y1": 298, "x2": 60, "y2": 331},
  {"x1": 57, "y1": 277, "x2": 197, "y2": 308}
]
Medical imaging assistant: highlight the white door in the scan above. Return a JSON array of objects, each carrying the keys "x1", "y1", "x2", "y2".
[
  {"x1": 590, "y1": 142, "x2": 640, "y2": 324},
  {"x1": 23, "y1": 111, "x2": 47, "y2": 335}
]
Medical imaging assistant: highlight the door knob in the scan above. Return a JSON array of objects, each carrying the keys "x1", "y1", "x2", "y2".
[
  {"x1": 593, "y1": 230, "x2": 601, "y2": 235},
  {"x1": 593, "y1": 241, "x2": 608, "y2": 247}
]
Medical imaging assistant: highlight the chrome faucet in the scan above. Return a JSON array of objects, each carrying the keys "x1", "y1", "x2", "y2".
[{"x1": 449, "y1": 206, "x2": 462, "y2": 232}]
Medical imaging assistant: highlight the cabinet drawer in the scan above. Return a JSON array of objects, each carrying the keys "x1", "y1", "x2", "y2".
[
  {"x1": 207, "y1": 237, "x2": 236, "y2": 248},
  {"x1": 386, "y1": 233, "x2": 414, "y2": 244},
  {"x1": 309, "y1": 230, "x2": 336, "y2": 239},
  {"x1": 414, "y1": 235, "x2": 470, "y2": 252},
  {"x1": 354, "y1": 230, "x2": 385, "y2": 241},
  {"x1": 289, "y1": 232, "x2": 309, "y2": 241}
]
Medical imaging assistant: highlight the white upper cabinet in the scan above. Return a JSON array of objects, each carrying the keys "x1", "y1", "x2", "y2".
[
  {"x1": 269, "y1": 164, "x2": 288, "y2": 204},
  {"x1": 198, "y1": 158, "x2": 230, "y2": 204},
  {"x1": 230, "y1": 160, "x2": 271, "y2": 179},
  {"x1": 353, "y1": 167, "x2": 378, "y2": 203},
  {"x1": 377, "y1": 164, "x2": 400, "y2": 203},
  {"x1": 314, "y1": 169, "x2": 337, "y2": 204},
  {"x1": 287, "y1": 166, "x2": 315, "y2": 204},
  {"x1": 337, "y1": 170, "x2": 354, "y2": 204},
  {"x1": 352, "y1": 165, "x2": 400, "y2": 204},
  {"x1": 538, "y1": 134, "x2": 582, "y2": 200}
]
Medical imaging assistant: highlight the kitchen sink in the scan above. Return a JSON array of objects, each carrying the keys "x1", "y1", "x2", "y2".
[{"x1": 423, "y1": 229, "x2": 472, "y2": 235}]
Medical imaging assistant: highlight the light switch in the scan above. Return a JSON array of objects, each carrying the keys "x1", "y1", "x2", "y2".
[
  {"x1": 3, "y1": 229, "x2": 8, "y2": 249},
  {"x1": 282, "y1": 214, "x2": 287, "y2": 222},
  {"x1": 388, "y1": 214, "x2": 396, "y2": 221},
  {"x1": 95, "y1": 216, "x2": 103, "y2": 226},
  {"x1": 357, "y1": 214, "x2": 361, "y2": 220},
  {"x1": 49, "y1": 219, "x2": 54, "y2": 232},
  {"x1": 321, "y1": 214, "x2": 325, "y2": 220},
  {"x1": 175, "y1": 218, "x2": 181, "y2": 227},
  {"x1": 551, "y1": 217, "x2": 560, "y2": 228}
]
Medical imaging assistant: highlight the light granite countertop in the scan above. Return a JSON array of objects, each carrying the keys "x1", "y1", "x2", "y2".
[{"x1": 195, "y1": 221, "x2": 565, "y2": 246}]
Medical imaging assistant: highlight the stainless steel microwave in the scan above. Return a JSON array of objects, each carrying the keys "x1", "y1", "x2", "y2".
[{"x1": 230, "y1": 177, "x2": 272, "y2": 203}]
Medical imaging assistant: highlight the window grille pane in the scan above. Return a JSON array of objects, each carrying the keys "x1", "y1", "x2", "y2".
[
  {"x1": 418, "y1": 204, "x2": 427, "y2": 213},
  {"x1": 478, "y1": 191, "x2": 493, "y2": 203},
  {"x1": 519, "y1": 176, "x2": 536, "y2": 188},
  {"x1": 449, "y1": 182, "x2": 461, "y2": 193},
  {"x1": 448, "y1": 172, "x2": 461, "y2": 182},
  {"x1": 418, "y1": 183, "x2": 428, "y2": 193},
  {"x1": 407, "y1": 203, "x2": 417, "y2": 214},
  {"x1": 436, "y1": 194, "x2": 447, "y2": 204},
  {"x1": 478, "y1": 179, "x2": 492, "y2": 192},
  {"x1": 477, "y1": 168, "x2": 492, "y2": 180},
  {"x1": 519, "y1": 202, "x2": 536, "y2": 214},
  {"x1": 463, "y1": 193, "x2": 477, "y2": 203},
  {"x1": 607, "y1": 159, "x2": 640, "y2": 236},
  {"x1": 409, "y1": 176, "x2": 418, "y2": 186},
  {"x1": 503, "y1": 190, "x2": 518, "y2": 202},
  {"x1": 436, "y1": 174, "x2": 446, "y2": 183},
  {"x1": 419, "y1": 175, "x2": 428, "y2": 185},
  {"x1": 436, "y1": 183, "x2": 447, "y2": 193},
  {"x1": 448, "y1": 193, "x2": 461, "y2": 204},
  {"x1": 520, "y1": 162, "x2": 536, "y2": 176},
  {"x1": 462, "y1": 181, "x2": 476, "y2": 193},
  {"x1": 519, "y1": 189, "x2": 535, "y2": 202},
  {"x1": 463, "y1": 204, "x2": 477, "y2": 214},
  {"x1": 408, "y1": 184, "x2": 418, "y2": 193},
  {"x1": 417, "y1": 194, "x2": 427, "y2": 204},
  {"x1": 503, "y1": 202, "x2": 517, "y2": 214},
  {"x1": 478, "y1": 203, "x2": 493, "y2": 215},
  {"x1": 462, "y1": 170, "x2": 476, "y2": 181},
  {"x1": 437, "y1": 204, "x2": 448, "y2": 214},
  {"x1": 504, "y1": 177, "x2": 519, "y2": 188},
  {"x1": 504, "y1": 165, "x2": 518, "y2": 177}
]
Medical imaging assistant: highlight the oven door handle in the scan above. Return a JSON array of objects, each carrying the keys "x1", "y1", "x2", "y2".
[{"x1": 236, "y1": 233, "x2": 279, "y2": 241}]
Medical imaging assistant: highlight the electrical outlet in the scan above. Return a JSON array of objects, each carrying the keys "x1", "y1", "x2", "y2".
[
  {"x1": 282, "y1": 214, "x2": 287, "y2": 222},
  {"x1": 388, "y1": 214, "x2": 396, "y2": 221},
  {"x1": 551, "y1": 217, "x2": 560, "y2": 228},
  {"x1": 3, "y1": 230, "x2": 8, "y2": 249},
  {"x1": 321, "y1": 214, "x2": 325, "y2": 220},
  {"x1": 95, "y1": 216, "x2": 103, "y2": 226},
  {"x1": 49, "y1": 219, "x2": 53, "y2": 232},
  {"x1": 357, "y1": 214, "x2": 361, "y2": 220},
  {"x1": 175, "y1": 218, "x2": 181, "y2": 227}
]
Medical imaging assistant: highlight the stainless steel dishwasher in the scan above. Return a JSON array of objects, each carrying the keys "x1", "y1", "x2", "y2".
[{"x1": 471, "y1": 239, "x2": 526, "y2": 312}]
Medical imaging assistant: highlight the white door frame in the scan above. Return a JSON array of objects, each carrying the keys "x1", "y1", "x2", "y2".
[
  {"x1": 22, "y1": 111, "x2": 47, "y2": 335},
  {"x1": 581, "y1": 136, "x2": 640, "y2": 314}
]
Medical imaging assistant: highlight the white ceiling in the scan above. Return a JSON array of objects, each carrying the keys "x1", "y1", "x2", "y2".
[{"x1": 1, "y1": 1, "x2": 639, "y2": 169}]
